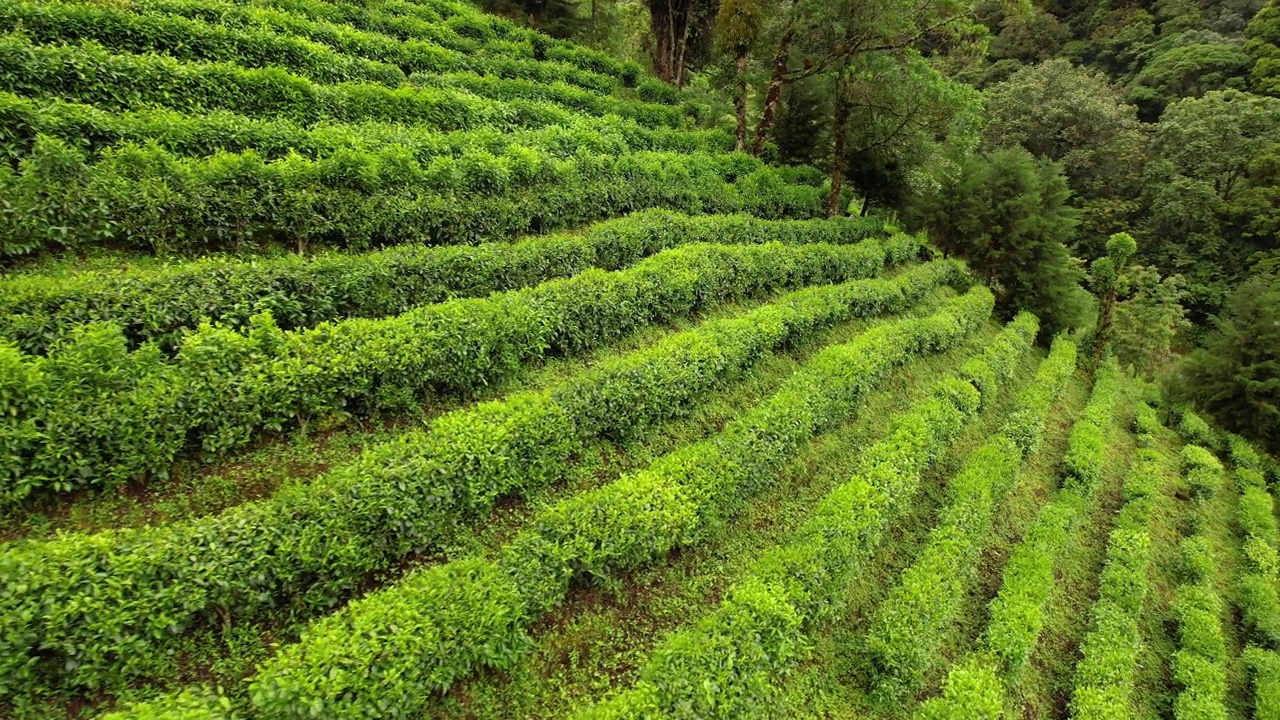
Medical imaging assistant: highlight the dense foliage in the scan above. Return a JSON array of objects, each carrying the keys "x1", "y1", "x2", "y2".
[{"x1": 5, "y1": 0, "x2": 1280, "y2": 716}]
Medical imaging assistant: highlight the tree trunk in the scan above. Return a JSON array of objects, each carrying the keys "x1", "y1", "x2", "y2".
[
  {"x1": 750, "y1": 20, "x2": 794, "y2": 156},
  {"x1": 826, "y1": 72, "x2": 851, "y2": 218},
  {"x1": 734, "y1": 49, "x2": 748, "y2": 151},
  {"x1": 674, "y1": 5, "x2": 694, "y2": 88},
  {"x1": 1092, "y1": 291, "x2": 1116, "y2": 370},
  {"x1": 648, "y1": 0, "x2": 690, "y2": 83}
]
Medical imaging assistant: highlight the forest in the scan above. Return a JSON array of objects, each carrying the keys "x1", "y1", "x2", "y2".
[{"x1": 0, "y1": 0, "x2": 1278, "y2": 717}]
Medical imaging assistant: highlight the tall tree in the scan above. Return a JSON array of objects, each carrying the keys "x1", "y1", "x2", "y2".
[
  {"x1": 983, "y1": 59, "x2": 1147, "y2": 253},
  {"x1": 1179, "y1": 270, "x2": 1280, "y2": 454},
  {"x1": 1128, "y1": 42, "x2": 1253, "y2": 121},
  {"x1": 749, "y1": 0, "x2": 982, "y2": 156},
  {"x1": 1246, "y1": 0, "x2": 1280, "y2": 94},
  {"x1": 827, "y1": 50, "x2": 982, "y2": 216},
  {"x1": 647, "y1": 0, "x2": 716, "y2": 85},
  {"x1": 1089, "y1": 231, "x2": 1137, "y2": 368},
  {"x1": 715, "y1": 0, "x2": 764, "y2": 149},
  {"x1": 1141, "y1": 89, "x2": 1280, "y2": 318},
  {"x1": 909, "y1": 147, "x2": 1091, "y2": 336}
]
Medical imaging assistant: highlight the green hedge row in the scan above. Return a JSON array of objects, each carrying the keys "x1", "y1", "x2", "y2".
[
  {"x1": 243, "y1": 288, "x2": 997, "y2": 719},
  {"x1": 984, "y1": 496, "x2": 1080, "y2": 680},
  {"x1": 0, "y1": 0, "x2": 406, "y2": 87},
  {"x1": 0, "y1": 34, "x2": 597, "y2": 131},
  {"x1": 1183, "y1": 445, "x2": 1224, "y2": 502},
  {"x1": 1227, "y1": 435, "x2": 1280, "y2": 716},
  {"x1": 129, "y1": 0, "x2": 645, "y2": 85},
  {"x1": 1245, "y1": 647, "x2": 1280, "y2": 720},
  {"x1": 912, "y1": 659, "x2": 1005, "y2": 720},
  {"x1": 1172, "y1": 489, "x2": 1229, "y2": 720},
  {"x1": 409, "y1": 72, "x2": 663, "y2": 124},
  {"x1": 974, "y1": 361, "x2": 1125, "y2": 680},
  {"x1": 0, "y1": 0, "x2": 626, "y2": 94},
  {"x1": 0, "y1": 253, "x2": 945, "y2": 699},
  {"x1": 0, "y1": 92, "x2": 727, "y2": 164},
  {"x1": 1234, "y1": 442, "x2": 1280, "y2": 650},
  {"x1": 1, "y1": 240, "x2": 897, "y2": 503},
  {"x1": 862, "y1": 337, "x2": 1078, "y2": 701},
  {"x1": 1229, "y1": 433, "x2": 1265, "y2": 474},
  {"x1": 913, "y1": 361, "x2": 1127, "y2": 714},
  {"x1": 0, "y1": 210, "x2": 886, "y2": 355},
  {"x1": 578, "y1": 313, "x2": 1039, "y2": 719},
  {"x1": 1, "y1": 137, "x2": 827, "y2": 255},
  {"x1": 1069, "y1": 408, "x2": 1165, "y2": 718},
  {"x1": 1179, "y1": 407, "x2": 1221, "y2": 451},
  {"x1": 1062, "y1": 358, "x2": 1124, "y2": 492},
  {"x1": 99, "y1": 687, "x2": 234, "y2": 720},
  {"x1": 1135, "y1": 402, "x2": 1161, "y2": 437}
]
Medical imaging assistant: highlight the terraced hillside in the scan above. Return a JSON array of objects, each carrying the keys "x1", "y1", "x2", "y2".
[{"x1": 2, "y1": 1, "x2": 1279, "y2": 719}]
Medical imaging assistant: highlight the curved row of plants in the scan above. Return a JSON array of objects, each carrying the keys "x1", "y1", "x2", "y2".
[
  {"x1": 1170, "y1": 445, "x2": 1229, "y2": 720},
  {"x1": 1228, "y1": 435, "x2": 1280, "y2": 716},
  {"x1": 0, "y1": 92, "x2": 725, "y2": 163},
  {"x1": 0, "y1": 239, "x2": 902, "y2": 503},
  {"x1": 0, "y1": 0, "x2": 407, "y2": 87},
  {"x1": 0, "y1": 253, "x2": 949, "y2": 699},
  {"x1": 2, "y1": 140, "x2": 828, "y2": 255},
  {"x1": 0, "y1": 34, "x2": 679, "y2": 130},
  {"x1": 860, "y1": 337, "x2": 1078, "y2": 703},
  {"x1": 124, "y1": 0, "x2": 647, "y2": 85},
  {"x1": 0, "y1": 0, "x2": 627, "y2": 94},
  {"x1": 0, "y1": 211, "x2": 886, "y2": 355},
  {"x1": 1068, "y1": 403, "x2": 1167, "y2": 718},
  {"x1": 240, "y1": 287, "x2": 998, "y2": 719},
  {"x1": 915, "y1": 360, "x2": 1126, "y2": 717},
  {"x1": 579, "y1": 312, "x2": 1040, "y2": 718}
]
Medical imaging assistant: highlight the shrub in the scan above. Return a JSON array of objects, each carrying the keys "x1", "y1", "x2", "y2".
[
  {"x1": 1070, "y1": 434, "x2": 1165, "y2": 718},
  {"x1": 1183, "y1": 445, "x2": 1224, "y2": 500},
  {"x1": 245, "y1": 289, "x2": 997, "y2": 718},
  {"x1": 0, "y1": 261, "x2": 961, "y2": 699},
  {"x1": 914, "y1": 659, "x2": 1005, "y2": 720},
  {"x1": 3, "y1": 240, "x2": 899, "y2": 502},
  {"x1": 985, "y1": 497, "x2": 1079, "y2": 677},
  {"x1": 1179, "y1": 407, "x2": 1220, "y2": 449},
  {"x1": 1062, "y1": 358, "x2": 1123, "y2": 493},
  {"x1": 1244, "y1": 646, "x2": 1280, "y2": 720},
  {"x1": 0, "y1": 210, "x2": 885, "y2": 355},
  {"x1": 863, "y1": 338, "x2": 1078, "y2": 700},
  {"x1": 582, "y1": 314, "x2": 1039, "y2": 719},
  {"x1": 100, "y1": 687, "x2": 235, "y2": 720}
]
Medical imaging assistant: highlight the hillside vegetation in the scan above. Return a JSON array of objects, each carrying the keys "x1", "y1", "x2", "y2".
[{"x1": 0, "y1": 0, "x2": 1278, "y2": 718}]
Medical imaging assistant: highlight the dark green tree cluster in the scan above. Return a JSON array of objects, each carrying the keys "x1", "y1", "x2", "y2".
[{"x1": 908, "y1": 147, "x2": 1090, "y2": 337}]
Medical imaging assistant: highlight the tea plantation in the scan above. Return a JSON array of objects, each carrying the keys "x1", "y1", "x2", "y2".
[{"x1": 0, "y1": 0, "x2": 1277, "y2": 718}]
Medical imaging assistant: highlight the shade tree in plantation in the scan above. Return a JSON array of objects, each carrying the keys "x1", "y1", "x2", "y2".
[
  {"x1": 715, "y1": 0, "x2": 764, "y2": 149},
  {"x1": 907, "y1": 146, "x2": 1091, "y2": 336},
  {"x1": 1111, "y1": 264, "x2": 1192, "y2": 378},
  {"x1": 982, "y1": 59, "x2": 1148, "y2": 254},
  {"x1": 1089, "y1": 231, "x2": 1138, "y2": 368}
]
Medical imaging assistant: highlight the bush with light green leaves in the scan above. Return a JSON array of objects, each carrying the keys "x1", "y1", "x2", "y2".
[
  {"x1": 862, "y1": 337, "x2": 1077, "y2": 701},
  {"x1": 244, "y1": 288, "x2": 997, "y2": 719},
  {"x1": 578, "y1": 313, "x2": 1039, "y2": 719},
  {"x1": 0, "y1": 258, "x2": 955, "y2": 700}
]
